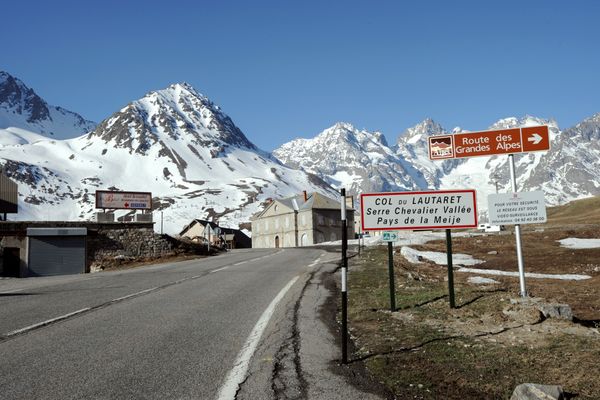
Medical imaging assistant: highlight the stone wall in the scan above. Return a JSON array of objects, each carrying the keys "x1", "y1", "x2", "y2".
[
  {"x1": 0, "y1": 221, "x2": 175, "y2": 275},
  {"x1": 87, "y1": 224, "x2": 175, "y2": 272}
]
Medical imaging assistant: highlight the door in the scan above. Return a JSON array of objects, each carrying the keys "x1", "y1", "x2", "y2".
[
  {"x1": 28, "y1": 236, "x2": 86, "y2": 276},
  {"x1": 275, "y1": 236, "x2": 280, "y2": 248},
  {"x1": 1, "y1": 247, "x2": 20, "y2": 277},
  {"x1": 300, "y1": 233, "x2": 308, "y2": 247}
]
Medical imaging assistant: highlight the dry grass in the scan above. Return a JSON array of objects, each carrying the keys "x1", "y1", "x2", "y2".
[{"x1": 346, "y1": 214, "x2": 600, "y2": 399}]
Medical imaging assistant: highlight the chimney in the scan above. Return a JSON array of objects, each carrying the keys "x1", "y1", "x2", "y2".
[
  {"x1": 303, "y1": 191, "x2": 308, "y2": 201},
  {"x1": 345, "y1": 195, "x2": 354, "y2": 210}
]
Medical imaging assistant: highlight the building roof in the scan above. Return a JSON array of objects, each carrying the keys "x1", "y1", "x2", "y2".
[
  {"x1": 252, "y1": 192, "x2": 353, "y2": 220},
  {"x1": 179, "y1": 219, "x2": 220, "y2": 236}
]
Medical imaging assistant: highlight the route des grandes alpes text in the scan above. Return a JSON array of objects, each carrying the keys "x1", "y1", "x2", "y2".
[{"x1": 361, "y1": 190, "x2": 478, "y2": 231}]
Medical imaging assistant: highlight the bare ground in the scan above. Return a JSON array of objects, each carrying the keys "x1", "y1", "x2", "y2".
[{"x1": 345, "y1": 222, "x2": 600, "y2": 399}]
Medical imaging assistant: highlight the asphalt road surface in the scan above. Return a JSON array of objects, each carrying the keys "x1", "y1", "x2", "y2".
[{"x1": 0, "y1": 248, "x2": 384, "y2": 400}]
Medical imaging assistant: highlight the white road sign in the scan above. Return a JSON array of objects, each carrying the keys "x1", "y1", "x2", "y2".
[
  {"x1": 488, "y1": 191, "x2": 547, "y2": 225},
  {"x1": 360, "y1": 190, "x2": 478, "y2": 231}
]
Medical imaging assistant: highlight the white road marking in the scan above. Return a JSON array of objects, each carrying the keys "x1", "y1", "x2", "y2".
[
  {"x1": 233, "y1": 261, "x2": 247, "y2": 266},
  {"x1": 216, "y1": 275, "x2": 300, "y2": 400},
  {"x1": 308, "y1": 256, "x2": 322, "y2": 268},
  {"x1": 5, "y1": 307, "x2": 91, "y2": 337},
  {"x1": 210, "y1": 266, "x2": 230, "y2": 273},
  {"x1": 111, "y1": 287, "x2": 159, "y2": 302},
  {"x1": 0, "y1": 288, "x2": 24, "y2": 294}
]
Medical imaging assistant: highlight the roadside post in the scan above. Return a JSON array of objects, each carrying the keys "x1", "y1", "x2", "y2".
[
  {"x1": 340, "y1": 188, "x2": 348, "y2": 364},
  {"x1": 488, "y1": 190, "x2": 547, "y2": 297},
  {"x1": 428, "y1": 125, "x2": 550, "y2": 298},
  {"x1": 445, "y1": 229, "x2": 456, "y2": 308},
  {"x1": 382, "y1": 231, "x2": 398, "y2": 311},
  {"x1": 361, "y1": 190, "x2": 478, "y2": 309}
]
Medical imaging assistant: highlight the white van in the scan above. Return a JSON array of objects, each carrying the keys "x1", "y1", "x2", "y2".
[{"x1": 478, "y1": 224, "x2": 501, "y2": 233}]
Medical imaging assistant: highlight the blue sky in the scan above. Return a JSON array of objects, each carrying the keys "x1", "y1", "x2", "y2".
[{"x1": 3, "y1": 0, "x2": 599, "y2": 150}]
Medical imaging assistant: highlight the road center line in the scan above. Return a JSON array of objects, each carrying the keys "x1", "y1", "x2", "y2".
[
  {"x1": 5, "y1": 307, "x2": 91, "y2": 338},
  {"x1": 216, "y1": 275, "x2": 299, "y2": 400},
  {"x1": 111, "y1": 287, "x2": 159, "y2": 302},
  {"x1": 210, "y1": 266, "x2": 230, "y2": 273},
  {"x1": 0, "y1": 288, "x2": 24, "y2": 295},
  {"x1": 233, "y1": 261, "x2": 247, "y2": 266}
]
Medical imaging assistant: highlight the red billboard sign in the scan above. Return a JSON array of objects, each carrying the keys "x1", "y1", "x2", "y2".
[{"x1": 429, "y1": 125, "x2": 550, "y2": 160}]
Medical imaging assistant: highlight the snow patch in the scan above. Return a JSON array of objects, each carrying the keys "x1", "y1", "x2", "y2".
[
  {"x1": 458, "y1": 268, "x2": 591, "y2": 281},
  {"x1": 400, "y1": 246, "x2": 484, "y2": 266},
  {"x1": 558, "y1": 238, "x2": 600, "y2": 249}
]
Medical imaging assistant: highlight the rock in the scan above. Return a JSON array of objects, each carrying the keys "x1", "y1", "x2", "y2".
[
  {"x1": 511, "y1": 297, "x2": 542, "y2": 306},
  {"x1": 487, "y1": 250, "x2": 498, "y2": 255},
  {"x1": 503, "y1": 304, "x2": 543, "y2": 324},
  {"x1": 538, "y1": 303, "x2": 573, "y2": 321},
  {"x1": 510, "y1": 383, "x2": 564, "y2": 400}
]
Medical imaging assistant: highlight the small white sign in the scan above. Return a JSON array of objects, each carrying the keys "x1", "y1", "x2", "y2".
[
  {"x1": 361, "y1": 190, "x2": 478, "y2": 231},
  {"x1": 382, "y1": 231, "x2": 398, "y2": 242},
  {"x1": 488, "y1": 191, "x2": 547, "y2": 225}
]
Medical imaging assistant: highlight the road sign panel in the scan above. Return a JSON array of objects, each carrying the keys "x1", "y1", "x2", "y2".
[
  {"x1": 95, "y1": 190, "x2": 153, "y2": 210},
  {"x1": 382, "y1": 231, "x2": 398, "y2": 242},
  {"x1": 361, "y1": 190, "x2": 478, "y2": 231},
  {"x1": 487, "y1": 191, "x2": 547, "y2": 225},
  {"x1": 429, "y1": 125, "x2": 550, "y2": 160}
]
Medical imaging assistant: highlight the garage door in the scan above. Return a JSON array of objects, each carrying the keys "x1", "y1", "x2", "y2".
[{"x1": 27, "y1": 228, "x2": 87, "y2": 276}]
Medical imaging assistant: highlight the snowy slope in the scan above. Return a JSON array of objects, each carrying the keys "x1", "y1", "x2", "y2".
[
  {"x1": 273, "y1": 122, "x2": 426, "y2": 195},
  {"x1": 276, "y1": 115, "x2": 600, "y2": 220},
  {"x1": 0, "y1": 82, "x2": 337, "y2": 234},
  {"x1": 0, "y1": 71, "x2": 96, "y2": 143}
]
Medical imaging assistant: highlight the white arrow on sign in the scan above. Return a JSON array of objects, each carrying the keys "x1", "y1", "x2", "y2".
[{"x1": 527, "y1": 133, "x2": 543, "y2": 145}]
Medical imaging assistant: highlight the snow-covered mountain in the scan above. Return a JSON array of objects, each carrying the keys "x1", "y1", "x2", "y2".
[
  {"x1": 275, "y1": 115, "x2": 600, "y2": 214},
  {"x1": 273, "y1": 122, "x2": 427, "y2": 195},
  {"x1": 3, "y1": 70, "x2": 599, "y2": 230},
  {"x1": 0, "y1": 71, "x2": 96, "y2": 144},
  {"x1": 0, "y1": 78, "x2": 336, "y2": 233}
]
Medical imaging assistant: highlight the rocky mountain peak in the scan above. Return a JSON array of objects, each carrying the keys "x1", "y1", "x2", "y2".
[
  {"x1": 0, "y1": 71, "x2": 51, "y2": 124},
  {"x1": 0, "y1": 71, "x2": 95, "y2": 140},
  {"x1": 397, "y1": 118, "x2": 446, "y2": 145},
  {"x1": 562, "y1": 112, "x2": 600, "y2": 141},
  {"x1": 488, "y1": 115, "x2": 558, "y2": 131},
  {"x1": 88, "y1": 82, "x2": 256, "y2": 155}
]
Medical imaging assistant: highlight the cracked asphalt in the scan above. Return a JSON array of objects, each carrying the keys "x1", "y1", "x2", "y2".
[{"x1": 0, "y1": 247, "x2": 389, "y2": 399}]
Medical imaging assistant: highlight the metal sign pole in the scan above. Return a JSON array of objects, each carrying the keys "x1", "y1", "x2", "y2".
[
  {"x1": 340, "y1": 188, "x2": 348, "y2": 364},
  {"x1": 358, "y1": 225, "x2": 361, "y2": 256},
  {"x1": 445, "y1": 229, "x2": 456, "y2": 308},
  {"x1": 387, "y1": 241, "x2": 396, "y2": 311},
  {"x1": 509, "y1": 154, "x2": 527, "y2": 297}
]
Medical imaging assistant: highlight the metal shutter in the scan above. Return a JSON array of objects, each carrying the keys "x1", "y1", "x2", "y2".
[{"x1": 28, "y1": 236, "x2": 86, "y2": 276}]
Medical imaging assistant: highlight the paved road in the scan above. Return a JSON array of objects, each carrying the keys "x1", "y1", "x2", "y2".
[{"x1": 0, "y1": 248, "x2": 385, "y2": 400}]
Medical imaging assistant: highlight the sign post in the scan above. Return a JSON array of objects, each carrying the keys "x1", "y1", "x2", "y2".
[
  {"x1": 429, "y1": 126, "x2": 550, "y2": 160},
  {"x1": 428, "y1": 125, "x2": 550, "y2": 298},
  {"x1": 445, "y1": 229, "x2": 456, "y2": 308},
  {"x1": 340, "y1": 188, "x2": 348, "y2": 364},
  {"x1": 383, "y1": 231, "x2": 398, "y2": 311},
  {"x1": 488, "y1": 188, "x2": 547, "y2": 296},
  {"x1": 361, "y1": 190, "x2": 477, "y2": 308}
]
